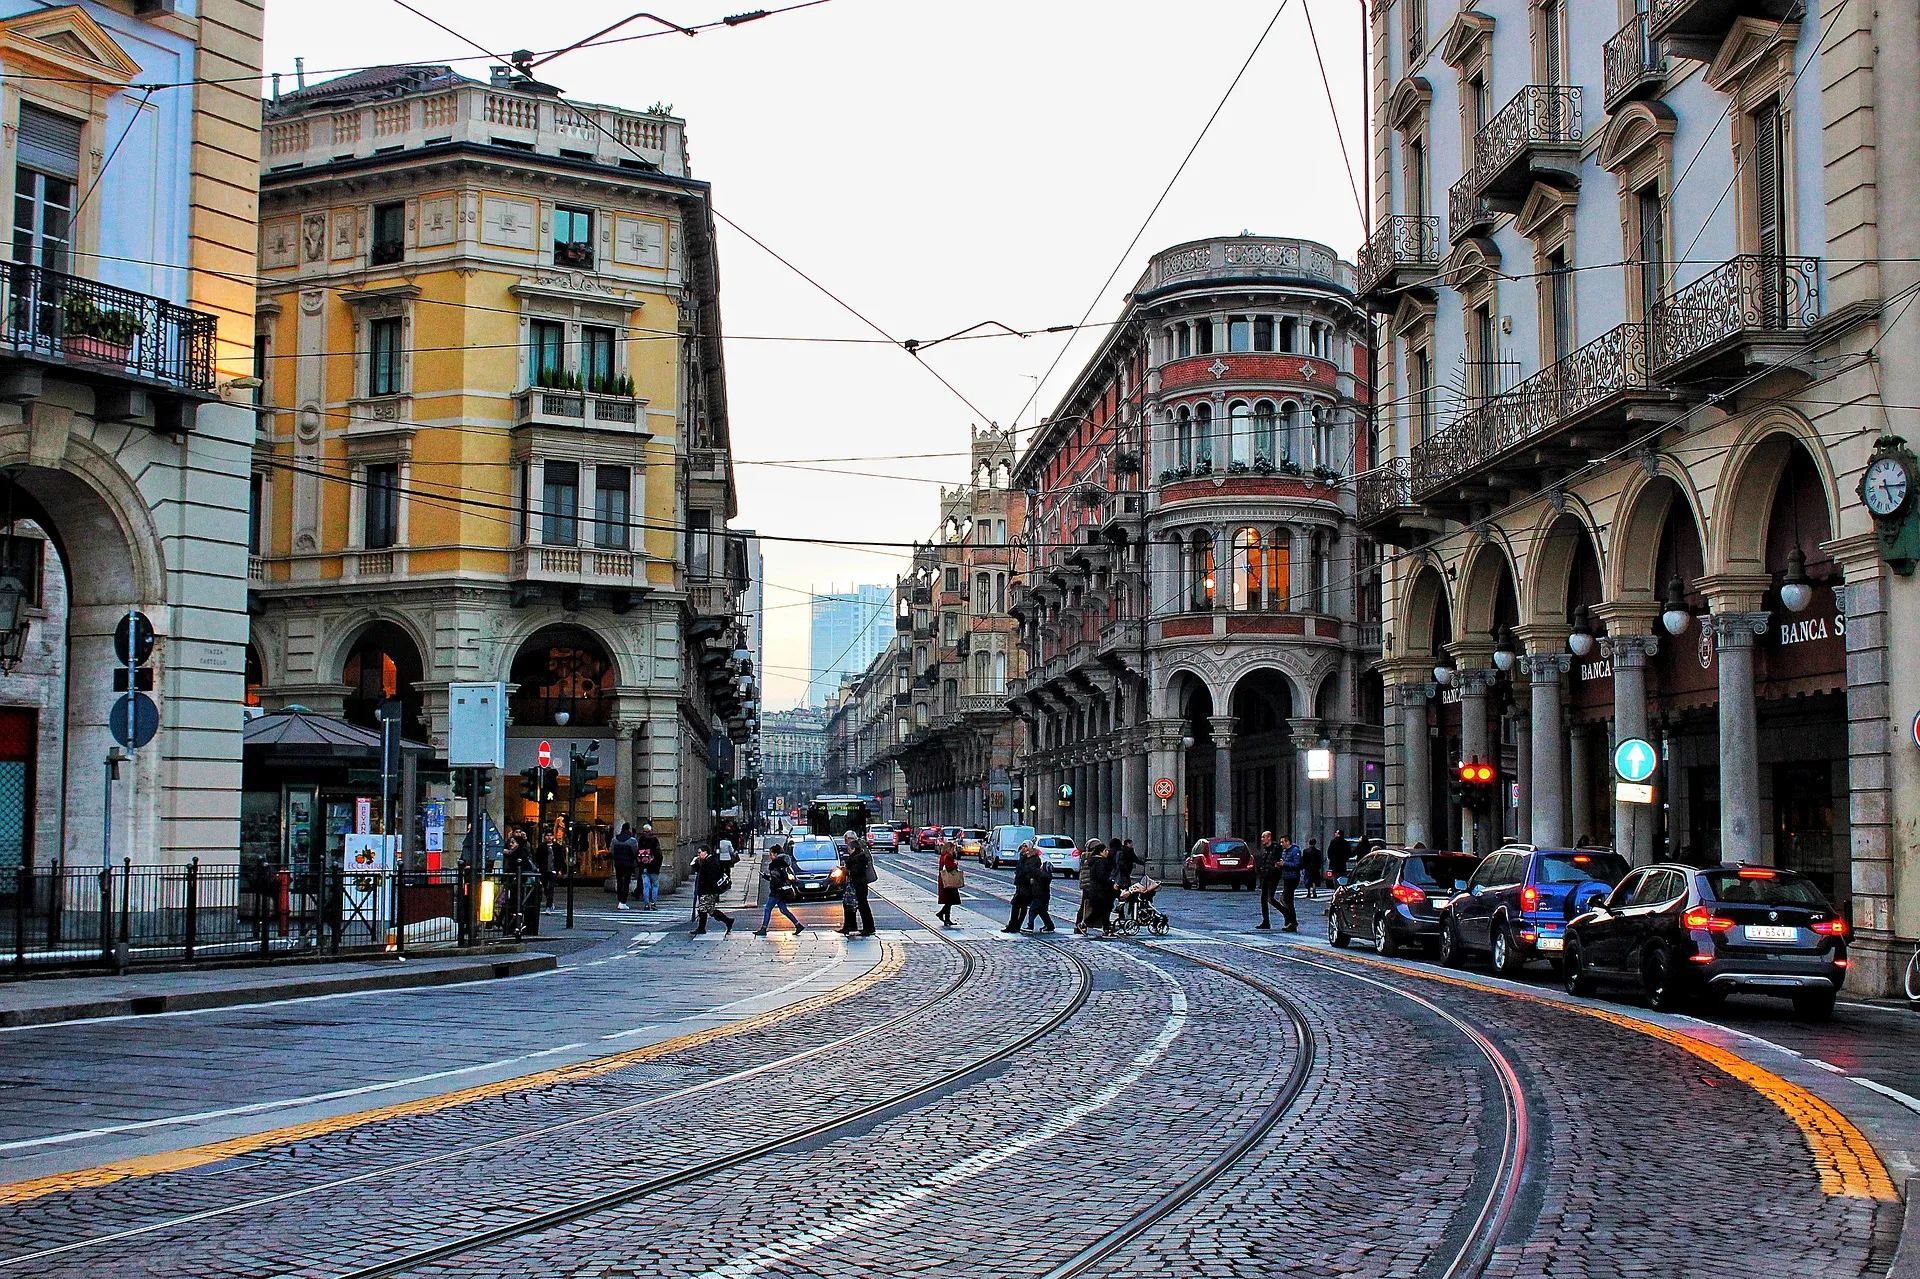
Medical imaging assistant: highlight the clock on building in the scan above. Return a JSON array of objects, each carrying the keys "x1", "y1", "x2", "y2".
[
  {"x1": 1861, "y1": 452, "x2": 1912, "y2": 518},
  {"x1": 1860, "y1": 435, "x2": 1920, "y2": 575}
]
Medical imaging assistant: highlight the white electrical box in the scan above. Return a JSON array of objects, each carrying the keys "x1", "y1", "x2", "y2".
[{"x1": 447, "y1": 681, "x2": 507, "y2": 768}]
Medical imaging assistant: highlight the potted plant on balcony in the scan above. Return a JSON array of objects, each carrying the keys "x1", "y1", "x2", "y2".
[
  {"x1": 63, "y1": 293, "x2": 145, "y2": 366},
  {"x1": 1253, "y1": 454, "x2": 1276, "y2": 474},
  {"x1": 1227, "y1": 459, "x2": 1251, "y2": 474},
  {"x1": 1280, "y1": 458, "x2": 1305, "y2": 477},
  {"x1": 1113, "y1": 450, "x2": 1142, "y2": 476},
  {"x1": 1312, "y1": 464, "x2": 1342, "y2": 484}
]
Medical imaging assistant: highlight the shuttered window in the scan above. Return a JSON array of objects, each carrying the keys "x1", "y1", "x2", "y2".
[
  {"x1": 17, "y1": 104, "x2": 80, "y2": 182},
  {"x1": 1752, "y1": 100, "x2": 1786, "y2": 320}
]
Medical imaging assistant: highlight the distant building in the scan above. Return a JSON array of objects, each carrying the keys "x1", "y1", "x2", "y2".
[
  {"x1": 761, "y1": 708, "x2": 828, "y2": 813},
  {"x1": 807, "y1": 584, "x2": 892, "y2": 705}
]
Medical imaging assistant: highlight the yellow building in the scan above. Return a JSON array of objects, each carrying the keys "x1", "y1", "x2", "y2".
[{"x1": 249, "y1": 65, "x2": 748, "y2": 876}]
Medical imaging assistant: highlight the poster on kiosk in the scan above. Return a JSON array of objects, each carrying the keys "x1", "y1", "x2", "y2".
[{"x1": 342, "y1": 834, "x2": 398, "y2": 943}]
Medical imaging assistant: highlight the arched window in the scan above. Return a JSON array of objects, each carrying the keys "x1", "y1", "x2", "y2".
[
  {"x1": 1253, "y1": 401, "x2": 1277, "y2": 464},
  {"x1": 1194, "y1": 402, "x2": 1214, "y2": 470},
  {"x1": 975, "y1": 571, "x2": 990, "y2": 613},
  {"x1": 1169, "y1": 533, "x2": 1187, "y2": 605},
  {"x1": 1190, "y1": 530, "x2": 1215, "y2": 610},
  {"x1": 973, "y1": 650, "x2": 991, "y2": 692},
  {"x1": 1228, "y1": 401, "x2": 1251, "y2": 466},
  {"x1": 1312, "y1": 403, "x2": 1334, "y2": 469},
  {"x1": 1280, "y1": 402, "x2": 1299, "y2": 463},
  {"x1": 1266, "y1": 528, "x2": 1292, "y2": 609},
  {"x1": 1280, "y1": 317, "x2": 1298, "y2": 353},
  {"x1": 1176, "y1": 407, "x2": 1193, "y2": 470},
  {"x1": 1231, "y1": 527, "x2": 1263, "y2": 610},
  {"x1": 994, "y1": 650, "x2": 1007, "y2": 692},
  {"x1": 1176, "y1": 323, "x2": 1192, "y2": 358},
  {"x1": 993, "y1": 572, "x2": 1006, "y2": 613}
]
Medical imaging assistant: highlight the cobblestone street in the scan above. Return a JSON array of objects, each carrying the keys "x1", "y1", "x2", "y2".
[{"x1": 0, "y1": 858, "x2": 1914, "y2": 1279}]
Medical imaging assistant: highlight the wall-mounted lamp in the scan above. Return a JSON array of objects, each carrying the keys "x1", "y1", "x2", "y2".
[{"x1": 1661, "y1": 576, "x2": 1692, "y2": 637}]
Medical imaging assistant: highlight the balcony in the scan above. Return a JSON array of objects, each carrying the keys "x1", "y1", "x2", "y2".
[
  {"x1": 1355, "y1": 456, "x2": 1443, "y2": 547},
  {"x1": 513, "y1": 388, "x2": 646, "y2": 432},
  {"x1": 512, "y1": 544, "x2": 652, "y2": 611},
  {"x1": 1358, "y1": 215, "x2": 1441, "y2": 304},
  {"x1": 1650, "y1": 0, "x2": 1798, "y2": 58},
  {"x1": 1450, "y1": 178, "x2": 1497, "y2": 241},
  {"x1": 1411, "y1": 323, "x2": 1676, "y2": 507},
  {"x1": 1652, "y1": 256, "x2": 1820, "y2": 387},
  {"x1": 0, "y1": 262, "x2": 217, "y2": 409},
  {"x1": 1466, "y1": 86, "x2": 1583, "y2": 209},
  {"x1": 1604, "y1": 14, "x2": 1668, "y2": 111}
]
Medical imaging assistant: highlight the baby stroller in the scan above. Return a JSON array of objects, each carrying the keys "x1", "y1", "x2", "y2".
[{"x1": 1109, "y1": 877, "x2": 1170, "y2": 937}]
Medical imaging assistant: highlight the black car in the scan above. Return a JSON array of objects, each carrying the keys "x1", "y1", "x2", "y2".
[
  {"x1": 1563, "y1": 863, "x2": 1849, "y2": 1019},
  {"x1": 788, "y1": 838, "x2": 847, "y2": 901},
  {"x1": 1328, "y1": 850, "x2": 1481, "y2": 955}
]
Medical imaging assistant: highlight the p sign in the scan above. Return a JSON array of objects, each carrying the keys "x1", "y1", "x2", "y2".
[{"x1": 1613, "y1": 737, "x2": 1658, "y2": 784}]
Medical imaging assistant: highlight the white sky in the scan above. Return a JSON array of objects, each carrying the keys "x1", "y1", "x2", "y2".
[{"x1": 261, "y1": 0, "x2": 1366, "y2": 710}]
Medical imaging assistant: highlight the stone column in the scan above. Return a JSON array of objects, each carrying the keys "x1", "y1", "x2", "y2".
[
  {"x1": 1123, "y1": 746, "x2": 1148, "y2": 847},
  {"x1": 1605, "y1": 632, "x2": 1660, "y2": 863},
  {"x1": 1521, "y1": 651, "x2": 1571, "y2": 849},
  {"x1": 1514, "y1": 707, "x2": 1532, "y2": 844},
  {"x1": 1398, "y1": 681, "x2": 1435, "y2": 848},
  {"x1": 1289, "y1": 719, "x2": 1322, "y2": 847},
  {"x1": 1567, "y1": 722, "x2": 1592, "y2": 845},
  {"x1": 1104, "y1": 753, "x2": 1120, "y2": 842},
  {"x1": 1454, "y1": 667, "x2": 1498, "y2": 853},
  {"x1": 1712, "y1": 611, "x2": 1771, "y2": 864},
  {"x1": 1210, "y1": 715, "x2": 1236, "y2": 837},
  {"x1": 1145, "y1": 719, "x2": 1183, "y2": 876}
]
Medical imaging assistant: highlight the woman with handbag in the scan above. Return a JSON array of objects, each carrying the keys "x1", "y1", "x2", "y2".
[
  {"x1": 752, "y1": 842, "x2": 805, "y2": 937},
  {"x1": 935, "y1": 846, "x2": 964, "y2": 927}
]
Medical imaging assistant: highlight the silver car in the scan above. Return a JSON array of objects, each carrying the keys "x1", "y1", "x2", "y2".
[{"x1": 1036, "y1": 835, "x2": 1080, "y2": 877}]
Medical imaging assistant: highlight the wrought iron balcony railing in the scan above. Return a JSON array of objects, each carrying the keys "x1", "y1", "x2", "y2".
[
  {"x1": 1358, "y1": 215, "x2": 1442, "y2": 298},
  {"x1": 2, "y1": 262, "x2": 216, "y2": 394},
  {"x1": 1652, "y1": 256, "x2": 1820, "y2": 374},
  {"x1": 1356, "y1": 455, "x2": 1414, "y2": 525},
  {"x1": 1450, "y1": 177, "x2": 1496, "y2": 241},
  {"x1": 1603, "y1": 13, "x2": 1667, "y2": 111},
  {"x1": 1411, "y1": 323, "x2": 1653, "y2": 502},
  {"x1": 1467, "y1": 85, "x2": 1583, "y2": 202}
]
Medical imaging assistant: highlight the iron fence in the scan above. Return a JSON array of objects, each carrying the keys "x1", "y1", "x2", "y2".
[
  {"x1": 1450, "y1": 177, "x2": 1495, "y2": 242},
  {"x1": 1357, "y1": 456, "x2": 1414, "y2": 524},
  {"x1": 0, "y1": 262, "x2": 217, "y2": 393},
  {"x1": 1468, "y1": 85, "x2": 1584, "y2": 196},
  {"x1": 1358, "y1": 215, "x2": 1441, "y2": 296},
  {"x1": 1652, "y1": 255, "x2": 1820, "y2": 371},
  {"x1": 3, "y1": 861, "x2": 544, "y2": 974},
  {"x1": 1604, "y1": 13, "x2": 1667, "y2": 110}
]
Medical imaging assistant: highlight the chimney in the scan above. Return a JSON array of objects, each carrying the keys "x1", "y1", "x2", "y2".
[
  {"x1": 270, "y1": 72, "x2": 281, "y2": 103},
  {"x1": 294, "y1": 57, "x2": 306, "y2": 89}
]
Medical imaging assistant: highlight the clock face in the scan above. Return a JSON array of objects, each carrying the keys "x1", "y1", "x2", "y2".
[{"x1": 1863, "y1": 455, "x2": 1911, "y2": 517}]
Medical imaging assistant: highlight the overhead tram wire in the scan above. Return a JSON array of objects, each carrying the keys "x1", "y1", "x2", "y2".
[
  {"x1": 1300, "y1": 0, "x2": 1365, "y2": 225},
  {"x1": 1006, "y1": 0, "x2": 1295, "y2": 441}
]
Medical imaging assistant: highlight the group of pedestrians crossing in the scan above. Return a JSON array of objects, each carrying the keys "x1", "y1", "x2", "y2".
[
  {"x1": 1253, "y1": 827, "x2": 1369, "y2": 931},
  {"x1": 750, "y1": 834, "x2": 878, "y2": 938}
]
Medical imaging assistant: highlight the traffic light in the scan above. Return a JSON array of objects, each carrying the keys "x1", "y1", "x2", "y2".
[
  {"x1": 1454, "y1": 758, "x2": 1497, "y2": 811},
  {"x1": 520, "y1": 767, "x2": 541, "y2": 801},
  {"x1": 454, "y1": 770, "x2": 494, "y2": 801},
  {"x1": 541, "y1": 768, "x2": 560, "y2": 803},
  {"x1": 571, "y1": 740, "x2": 601, "y2": 787}
]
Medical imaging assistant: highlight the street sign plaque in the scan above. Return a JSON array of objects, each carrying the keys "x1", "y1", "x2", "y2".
[
  {"x1": 1153, "y1": 777, "x2": 1176, "y2": 801},
  {"x1": 1616, "y1": 782, "x2": 1655, "y2": 804},
  {"x1": 109, "y1": 692, "x2": 159, "y2": 749},
  {"x1": 1613, "y1": 737, "x2": 1658, "y2": 783},
  {"x1": 113, "y1": 611, "x2": 154, "y2": 667}
]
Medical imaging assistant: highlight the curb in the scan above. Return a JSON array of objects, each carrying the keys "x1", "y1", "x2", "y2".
[
  {"x1": 0, "y1": 953, "x2": 558, "y2": 1028},
  {"x1": 1891, "y1": 1178, "x2": 1919, "y2": 1279}
]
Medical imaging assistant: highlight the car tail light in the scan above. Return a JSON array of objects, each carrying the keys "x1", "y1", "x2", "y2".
[
  {"x1": 1391, "y1": 883, "x2": 1426, "y2": 906},
  {"x1": 1836, "y1": 958, "x2": 1851, "y2": 968},
  {"x1": 1810, "y1": 918, "x2": 1848, "y2": 938},
  {"x1": 1736, "y1": 866, "x2": 1777, "y2": 879},
  {"x1": 1683, "y1": 906, "x2": 1735, "y2": 932},
  {"x1": 1520, "y1": 884, "x2": 1538, "y2": 912}
]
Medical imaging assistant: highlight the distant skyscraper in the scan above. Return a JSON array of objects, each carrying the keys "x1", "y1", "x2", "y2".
[{"x1": 808, "y1": 585, "x2": 893, "y2": 706}]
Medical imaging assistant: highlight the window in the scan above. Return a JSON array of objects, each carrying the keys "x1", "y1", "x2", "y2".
[
  {"x1": 369, "y1": 316, "x2": 404, "y2": 396},
  {"x1": 1266, "y1": 531, "x2": 1291, "y2": 608},
  {"x1": 583, "y1": 326, "x2": 617, "y2": 392},
  {"x1": 1231, "y1": 528, "x2": 1262, "y2": 610},
  {"x1": 249, "y1": 473, "x2": 265, "y2": 555},
  {"x1": 973, "y1": 651, "x2": 991, "y2": 692},
  {"x1": 942, "y1": 612, "x2": 957, "y2": 644},
  {"x1": 1413, "y1": 349, "x2": 1435, "y2": 440},
  {"x1": 689, "y1": 508, "x2": 711, "y2": 576},
  {"x1": 1176, "y1": 323, "x2": 1192, "y2": 358},
  {"x1": 1254, "y1": 401, "x2": 1277, "y2": 462},
  {"x1": 530, "y1": 319, "x2": 565, "y2": 387},
  {"x1": 1409, "y1": 137, "x2": 1428, "y2": 218},
  {"x1": 1548, "y1": 250, "x2": 1574, "y2": 363},
  {"x1": 1176, "y1": 408, "x2": 1193, "y2": 470},
  {"x1": 1194, "y1": 317, "x2": 1215, "y2": 355},
  {"x1": 252, "y1": 332, "x2": 269, "y2": 404},
  {"x1": 554, "y1": 205, "x2": 594, "y2": 268},
  {"x1": 1254, "y1": 316, "x2": 1274, "y2": 351},
  {"x1": 1194, "y1": 402, "x2": 1213, "y2": 469},
  {"x1": 994, "y1": 572, "x2": 1006, "y2": 613},
  {"x1": 1752, "y1": 100, "x2": 1787, "y2": 320},
  {"x1": 1279, "y1": 317, "x2": 1298, "y2": 353},
  {"x1": 1228, "y1": 317, "x2": 1252, "y2": 352},
  {"x1": 1541, "y1": 0, "x2": 1564, "y2": 85},
  {"x1": 0, "y1": 536, "x2": 42, "y2": 607},
  {"x1": 994, "y1": 650, "x2": 1007, "y2": 691},
  {"x1": 1473, "y1": 303, "x2": 1497, "y2": 402},
  {"x1": 1637, "y1": 187, "x2": 1665, "y2": 330},
  {"x1": 975, "y1": 572, "x2": 990, "y2": 613},
  {"x1": 1229, "y1": 401, "x2": 1251, "y2": 466},
  {"x1": 13, "y1": 105, "x2": 78, "y2": 274},
  {"x1": 371, "y1": 201, "x2": 405, "y2": 265},
  {"x1": 944, "y1": 565, "x2": 960, "y2": 593},
  {"x1": 365, "y1": 463, "x2": 400, "y2": 549},
  {"x1": 542, "y1": 462, "x2": 580, "y2": 546},
  {"x1": 1407, "y1": 0, "x2": 1426, "y2": 59},
  {"x1": 594, "y1": 465, "x2": 629, "y2": 549},
  {"x1": 1280, "y1": 402, "x2": 1299, "y2": 461},
  {"x1": 1190, "y1": 530, "x2": 1215, "y2": 611}
]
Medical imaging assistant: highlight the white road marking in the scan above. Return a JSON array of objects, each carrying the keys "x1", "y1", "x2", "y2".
[{"x1": 1848, "y1": 1076, "x2": 1920, "y2": 1115}]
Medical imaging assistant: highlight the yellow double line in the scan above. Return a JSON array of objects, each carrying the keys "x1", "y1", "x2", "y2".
[{"x1": 0, "y1": 942, "x2": 906, "y2": 1207}]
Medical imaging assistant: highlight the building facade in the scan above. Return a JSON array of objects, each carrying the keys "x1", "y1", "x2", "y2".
[
  {"x1": 1361, "y1": 0, "x2": 1920, "y2": 991},
  {"x1": 1010, "y1": 236, "x2": 1381, "y2": 874},
  {"x1": 0, "y1": 2, "x2": 261, "y2": 871},
  {"x1": 807, "y1": 583, "x2": 891, "y2": 706},
  {"x1": 822, "y1": 653, "x2": 907, "y2": 821},
  {"x1": 882, "y1": 426, "x2": 1025, "y2": 829},
  {"x1": 762, "y1": 706, "x2": 828, "y2": 814},
  {"x1": 249, "y1": 64, "x2": 750, "y2": 876}
]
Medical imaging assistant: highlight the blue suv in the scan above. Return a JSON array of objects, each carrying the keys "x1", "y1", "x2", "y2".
[{"x1": 1439, "y1": 844, "x2": 1632, "y2": 975}]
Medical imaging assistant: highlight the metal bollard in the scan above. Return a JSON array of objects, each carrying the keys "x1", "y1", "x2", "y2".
[{"x1": 183, "y1": 858, "x2": 199, "y2": 961}]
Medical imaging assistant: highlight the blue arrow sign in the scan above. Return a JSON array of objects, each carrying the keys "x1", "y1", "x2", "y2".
[{"x1": 1613, "y1": 737, "x2": 1658, "y2": 783}]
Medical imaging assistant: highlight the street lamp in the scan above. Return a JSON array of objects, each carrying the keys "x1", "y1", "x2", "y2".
[
  {"x1": 1432, "y1": 656, "x2": 1454, "y2": 687},
  {"x1": 1779, "y1": 547, "x2": 1814, "y2": 613},
  {"x1": 1567, "y1": 606, "x2": 1595, "y2": 657},
  {"x1": 1661, "y1": 576, "x2": 1692, "y2": 636},
  {"x1": 1491, "y1": 626, "x2": 1515, "y2": 672},
  {"x1": 0, "y1": 570, "x2": 27, "y2": 673}
]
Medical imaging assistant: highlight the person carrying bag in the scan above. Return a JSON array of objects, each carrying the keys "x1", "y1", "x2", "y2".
[{"x1": 935, "y1": 847, "x2": 964, "y2": 928}]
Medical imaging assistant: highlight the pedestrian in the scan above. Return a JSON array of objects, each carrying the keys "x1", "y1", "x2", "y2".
[
  {"x1": 753, "y1": 841, "x2": 805, "y2": 936},
  {"x1": 1082, "y1": 841, "x2": 1116, "y2": 936},
  {"x1": 1023, "y1": 844, "x2": 1056, "y2": 933},
  {"x1": 1075, "y1": 842, "x2": 1099, "y2": 933},
  {"x1": 1302, "y1": 839, "x2": 1324, "y2": 901},
  {"x1": 1004, "y1": 841, "x2": 1036, "y2": 933},
  {"x1": 1113, "y1": 836, "x2": 1140, "y2": 889},
  {"x1": 1276, "y1": 834, "x2": 1302, "y2": 931},
  {"x1": 690, "y1": 844, "x2": 735, "y2": 935},
  {"x1": 935, "y1": 844, "x2": 964, "y2": 927},
  {"x1": 609, "y1": 822, "x2": 640, "y2": 910},
  {"x1": 635, "y1": 823, "x2": 662, "y2": 907},
  {"x1": 840, "y1": 834, "x2": 877, "y2": 936},
  {"x1": 1327, "y1": 828, "x2": 1352, "y2": 888},
  {"x1": 1254, "y1": 831, "x2": 1282, "y2": 929},
  {"x1": 537, "y1": 827, "x2": 561, "y2": 907}
]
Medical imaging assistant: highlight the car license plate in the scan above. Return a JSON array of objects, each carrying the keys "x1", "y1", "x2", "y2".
[
  {"x1": 1535, "y1": 937, "x2": 1564, "y2": 951},
  {"x1": 1745, "y1": 924, "x2": 1799, "y2": 942},
  {"x1": 1218, "y1": 859, "x2": 1241, "y2": 867}
]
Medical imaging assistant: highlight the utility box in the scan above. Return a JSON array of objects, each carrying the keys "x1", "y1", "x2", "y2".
[{"x1": 448, "y1": 682, "x2": 508, "y2": 768}]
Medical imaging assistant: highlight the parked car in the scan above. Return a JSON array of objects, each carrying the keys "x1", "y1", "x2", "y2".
[
  {"x1": 867, "y1": 827, "x2": 899, "y2": 851},
  {"x1": 983, "y1": 825, "x2": 1037, "y2": 869},
  {"x1": 1035, "y1": 835, "x2": 1080, "y2": 878},
  {"x1": 1183, "y1": 837, "x2": 1257, "y2": 890},
  {"x1": 1440, "y1": 845, "x2": 1631, "y2": 974},
  {"x1": 916, "y1": 826, "x2": 944, "y2": 852},
  {"x1": 1564, "y1": 863, "x2": 1849, "y2": 1018},
  {"x1": 1328, "y1": 849, "x2": 1481, "y2": 955},
  {"x1": 789, "y1": 837, "x2": 846, "y2": 901}
]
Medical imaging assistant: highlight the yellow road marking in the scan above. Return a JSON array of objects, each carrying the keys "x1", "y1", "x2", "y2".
[
  {"x1": 1299, "y1": 945, "x2": 1897, "y2": 1201},
  {"x1": 0, "y1": 942, "x2": 905, "y2": 1207}
]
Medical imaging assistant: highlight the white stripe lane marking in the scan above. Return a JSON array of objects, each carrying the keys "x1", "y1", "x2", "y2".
[
  {"x1": 1848, "y1": 1076, "x2": 1920, "y2": 1115},
  {"x1": 0, "y1": 1042, "x2": 591, "y2": 1153},
  {"x1": 693, "y1": 954, "x2": 1190, "y2": 1279}
]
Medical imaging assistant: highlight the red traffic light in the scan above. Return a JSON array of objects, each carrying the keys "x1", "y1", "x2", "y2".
[
  {"x1": 1475, "y1": 764, "x2": 1494, "y2": 782},
  {"x1": 1457, "y1": 760, "x2": 1495, "y2": 783}
]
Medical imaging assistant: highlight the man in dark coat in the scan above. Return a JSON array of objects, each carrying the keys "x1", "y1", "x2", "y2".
[
  {"x1": 1326, "y1": 829, "x2": 1352, "y2": 887},
  {"x1": 690, "y1": 844, "x2": 735, "y2": 935},
  {"x1": 1254, "y1": 831, "x2": 1282, "y2": 929},
  {"x1": 839, "y1": 835, "x2": 877, "y2": 936}
]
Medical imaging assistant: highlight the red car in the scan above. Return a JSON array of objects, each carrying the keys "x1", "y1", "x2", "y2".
[
  {"x1": 1183, "y1": 837, "x2": 1258, "y2": 890},
  {"x1": 916, "y1": 826, "x2": 944, "y2": 852}
]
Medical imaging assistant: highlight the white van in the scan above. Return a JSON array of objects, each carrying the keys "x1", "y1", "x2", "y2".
[{"x1": 984, "y1": 825, "x2": 1037, "y2": 869}]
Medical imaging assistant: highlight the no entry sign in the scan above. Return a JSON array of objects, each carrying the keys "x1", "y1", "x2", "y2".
[{"x1": 538, "y1": 740, "x2": 552, "y2": 768}]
